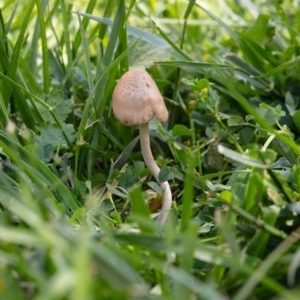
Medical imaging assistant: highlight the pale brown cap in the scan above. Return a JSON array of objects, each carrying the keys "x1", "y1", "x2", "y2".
[{"x1": 112, "y1": 68, "x2": 168, "y2": 126}]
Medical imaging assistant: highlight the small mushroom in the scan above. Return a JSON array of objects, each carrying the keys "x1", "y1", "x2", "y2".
[{"x1": 112, "y1": 68, "x2": 172, "y2": 224}]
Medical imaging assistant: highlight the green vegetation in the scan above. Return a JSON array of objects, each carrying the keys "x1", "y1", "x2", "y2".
[{"x1": 0, "y1": 0, "x2": 300, "y2": 299}]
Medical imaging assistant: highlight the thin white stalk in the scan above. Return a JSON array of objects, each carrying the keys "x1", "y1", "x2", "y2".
[{"x1": 139, "y1": 123, "x2": 172, "y2": 224}]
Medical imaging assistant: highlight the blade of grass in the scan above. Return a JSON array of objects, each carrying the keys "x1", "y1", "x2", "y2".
[
  {"x1": 97, "y1": 1, "x2": 115, "y2": 43},
  {"x1": 73, "y1": 0, "x2": 97, "y2": 54},
  {"x1": 234, "y1": 228, "x2": 300, "y2": 300},
  {"x1": 98, "y1": 0, "x2": 125, "y2": 71},
  {"x1": 172, "y1": 0, "x2": 196, "y2": 103},
  {"x1": 0, "y1": 1, "x2": 42, "y2": 129},
  {"x1": 167, "y1": 264, "x2": 227, "y2": 300},
  {"x1": 0, "y1": 227, "x2": 41, "y2": 247},
  {"x1": 173, "y1": 222, "x2": 198, "y2": 299},
  {"x1": 128, "y1": 185, "x2": 155, "y2": 233},
  {"x1": 1, "y1": 196, "x2": 69, "y2": 248},
  {"x1": 271, "y1": 0, "x2": 297, "y2": 44},
  {"x1": 3, "y1": 0, "x2": 35, "y2": 106},
  {"x1": 115, "y1": 231, "x2": 290, "y2": 297},
  {"x1": 0, "y1": 92, "x2": 9, "y2": 125},
  {"x1": 12, "y1": 85, "x2": 39, "y2": 129},
  {"x1": 155, "y1": 60, "x2": 232, "y2": 70},
  {"x1": 0, "y1": 9, "x2": 9, "y2": 73},
  {"x1": 246, "y1": 206, "x2": 279, "y2": 257},
  {"x1": 35, "y1": 0, "x2": 50, "y2": 93},
  {"x1": 217, "y1": 144, "x2": 268, "y2": 168},
  {"x1": 151, "y1": 19, "x2": 192, "y2": 60},
  {"x1": 0, "y1": 131, "x2": 79, "y2": 212},
  {"x1": 255, "y1": 56, "x2": 300, "y2": 78},
  {"x1": 116, "y1": 2, "x2": 129, "y2": 73},
  {"x1": 60, "y1": 0, "x2": 73, "y2": 75},
  {"x1": 89, "y1": 240, "x2": 147, "y2": 291},
  {"x1": 180, "y1": 153, "x2": 196, "y2": 231},
  {"x1": 228, "y1": 203, "x2": 287, "y2": 239},
  {"x1": 77, "y1": 13, "x2": 93, "y2": 92}
]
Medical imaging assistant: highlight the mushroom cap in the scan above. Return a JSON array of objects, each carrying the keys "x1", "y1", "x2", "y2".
[{"x1": 112, "y1": 68, "x2": 168, "y2": 126}]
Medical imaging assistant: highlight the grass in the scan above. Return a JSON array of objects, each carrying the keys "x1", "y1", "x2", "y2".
[{"x1": 0, "y1": 0, "x2": 300, "y2": 299}]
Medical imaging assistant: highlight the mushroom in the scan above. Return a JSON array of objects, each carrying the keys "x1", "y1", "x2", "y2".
[{"x1": 112, "y1": 68, "x2": 172, "y2": 224}]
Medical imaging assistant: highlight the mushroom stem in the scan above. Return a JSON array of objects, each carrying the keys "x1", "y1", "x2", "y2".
[{"x1": 139, "y1": 123, "x2": 172, "y2": 224}]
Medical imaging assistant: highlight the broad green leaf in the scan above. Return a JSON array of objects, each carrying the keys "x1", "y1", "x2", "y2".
[
  {"x1": 293, "y1": 110, "x2": 300, "y2": 131},
  {"x1": 36, "y1": 123, "x2": 75, "y2": 148},
  {"x1": 259, "y1": 103, "x2": 286, "y2": 125},
  {"x1": 35, "y1": 123, "x2": 75, "y2": 162},
  {"x1": 227, "y1": 116, "x2": 244, "y2": 127},
  {"x1": 38, "y1": 92, "x2": 72, "y2": 123},
  {"x1": 172, "y1": 124, "x2": 193, "y2": 137},
  {"x1": 158, "y1": 165, "x2": 175, "y2": 182},
  {"x1": 244, "y1": 14, "x2": 271, "y2": 45},
  {"x1": 147, "y1": 181, "x2": 161, "y2": 194}
]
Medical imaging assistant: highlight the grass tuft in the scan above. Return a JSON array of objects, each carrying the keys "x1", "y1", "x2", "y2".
[{"x1": 0, "y1": 0, "x2": 300, "y2": 299}]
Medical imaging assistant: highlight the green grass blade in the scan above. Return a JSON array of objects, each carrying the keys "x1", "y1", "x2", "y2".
[
  {"x1": 3, "y1": 0, "x2": 35, "y2": 106},
  {"x1": 0, "y1": 92, "x2": 9, "y2": 125},
  {"x1": 128, "y1": 185, "x2": 155, "y2": 233},
  {"x1": 217, "y1": 145, "x2": 268, "y2": 168},
  {"x1": 72, "y1": 0, "x2": 97, "y2": 54},
  {"x1": 77, "y1": 13, "x2": 94, "y2": 92},
  {"x1": 0, "y1": 9, "x2": 9, "y2": 73},
  {"x1": 155, "y1": 60, "x2": 232, "y2": 70},
  {"x1": 99, "y1": 0, "x2": 125, "y2": 70},
  {"x1": 255, "y1": 56, "x2": 300, "y2": 78},
  {"x1": 60, "y1": 0, "x2": 73, "y2": 75},
  {"x1": 152, "y1": 19, "x2": 192, "y2": 60},
  {"x1": 234, "y1": 228, "x2": 300, "y2": 300},
  {"x1": 90, "y1": 241, "x2": 147, "y2": 291},
  {"x1": 35, "y1": 0, "x2": 50, "y2": 93},
  {"x1": 180, "y1": 154, "x2": 196, "y2": 231},
  {"x1": 0, "y1": 227, "x2": 41, "y2": 247},
  {"x1": 0, "y1": 131, "x2": 79, "y2": 212}
]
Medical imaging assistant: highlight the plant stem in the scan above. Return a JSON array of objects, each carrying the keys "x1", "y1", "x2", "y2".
[{"x1": 139, "y1": 123, "x2": 172, "y2": 224}]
